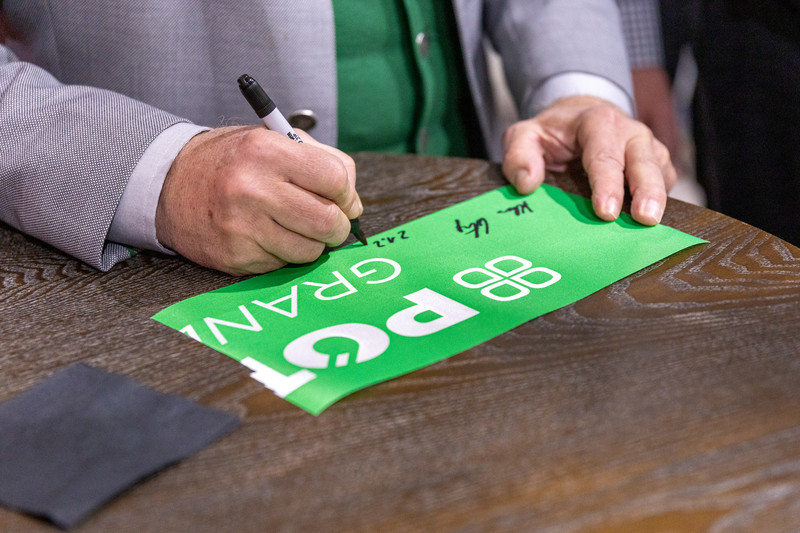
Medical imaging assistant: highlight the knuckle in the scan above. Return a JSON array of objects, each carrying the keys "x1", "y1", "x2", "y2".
[
  {"x1": 503, "y1": 120, "x2": 536, "y2": 151},
  {"x1": 227, "y1": 249, "x2": 287, "y2": 274},
  {"x1": 239, "y1": 128, "x2": 287, "y2": 162},
  {"x1": 216, "y1": 171, "x2": 245, "y2": 199},
  {"x1": 641, "y1": 123, "x2": 657, "y2": 139},
  {"x1": 339, "y1": 152, "x2": 356, "y2": 175},
  {"x1": 288, "y1": 241, "x2": 325, "y2": 264},
  {"x1": 665, "y1": 164, "x2": 679, "y2": 190},
  {"x1": 654, "y1": 139, "x2": 671, "y2": 165},
  {"x1": 222, "y1": 241, "x2": 256, "y2": 269},
  {"x1": 312, "y1": 203, "x2": 345, "y2": 239},
  {"x1": 239, "y1": 128, "x2": 268, "y2": 153},
  {"x1": 504, "y1": 120, "x2": 534, "y2": 143},
  {"x1": 586, "y1": 152, "x2": 624, "y2": 175},
  {"x1": 586, "y1": 104, "x2": 621, "y2": 126},
  {"x1": 211, "y1": 210, "x2": 235, "y2": 236},
  {"x1": 503, "y1": 124, "x2": 519, "y2": 147},
  {"x1": 504, "y1": 140, "x2": 528, "y2": 161},
  {"x1": 215, "y1": 173, "x2": 259, "y2": 216},
  {"x1": 630, "y1": 128, "x2": 658, "y2": 154},
  {"x1": 321, "y1": 157, "x2": 349, "y2": 192},
  {"x1": 238, "y1": 256, "x2": 286, "y2": 275},
  {"x1": 225, "y1": 251, "x2": 260, "y2": 274},
  {"x1": 304, "y1": 149, "x2": 349, "y2": 194},
  {"x1": 207, "y1": 190, "x2": 246, "y2": 236}
]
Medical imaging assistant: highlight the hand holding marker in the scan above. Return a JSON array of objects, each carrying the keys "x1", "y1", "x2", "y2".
[{"x1": 237, "y1": 74, "x2": 367, "y2": 246}]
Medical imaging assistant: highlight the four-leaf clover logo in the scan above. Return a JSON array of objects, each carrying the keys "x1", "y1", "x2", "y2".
[{"x1": 453, "y1": 256, "x2": 561, "y2": 301}]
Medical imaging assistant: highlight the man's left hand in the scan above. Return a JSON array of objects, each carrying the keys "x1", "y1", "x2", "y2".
[{"x1": 502, "y1": 95, "x2": 677, "y2": 225}]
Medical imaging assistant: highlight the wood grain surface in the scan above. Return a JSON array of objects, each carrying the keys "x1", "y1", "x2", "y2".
[{"x1": 2, "y1": 153, "x2": 800, "y2": 532}]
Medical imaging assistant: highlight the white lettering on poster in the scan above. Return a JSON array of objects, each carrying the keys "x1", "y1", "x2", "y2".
[
  {"x1": 241, "y1": 357, "x2": 316, "y2": 398},
  {"x1": 179, "y1": 325, "x2": 201, "y2": 342},
  {"x1": 283, "y1": 323, "x2": 390, "y2": 369},
  {"x1": 204, "y1": 305, "x2": 262, "y2": 345},
  {"x1": 385, "y1": 288, "x2": 479, "y2": 337},
  {"x1": 350, "y1": 258, "x2": 401, "y2": 284},
  {"x1": 252, "y1": 284, "x2": 298, "y2": 318},
  {"x1": 302, "y1": 270, "x2": 358, "y2": 300},
  {"x1": 236, "y1": 289, "x2": 479, "y2": 395}
]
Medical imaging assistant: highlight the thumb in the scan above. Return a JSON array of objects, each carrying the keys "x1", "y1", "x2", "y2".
[{"x1": 501, "y1": 122, "x2": 547, "y2": 195}]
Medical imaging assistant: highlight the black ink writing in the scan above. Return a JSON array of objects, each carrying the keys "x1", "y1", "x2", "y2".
[
  {"x1": 497, "y1": 201, "x2": 533, "y2": 216},
  {"x1": 372, "y1": 230, "x2": 410, "y2": 248},
  {"x1": 455, "y1": 218, "x2": 489, "y2": 238}
]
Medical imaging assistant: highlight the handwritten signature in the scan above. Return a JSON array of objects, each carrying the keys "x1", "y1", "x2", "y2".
[
  {"x1": 497, "y1": 200, "x2": 533, "y2": 216},
  {"x1": 455, "y1": 218, "x2": 489, "y2": 238},
  {"x1": 453, "y1": 201, "x2": 534, "y2": 239}
]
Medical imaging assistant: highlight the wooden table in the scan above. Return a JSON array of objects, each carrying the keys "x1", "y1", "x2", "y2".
[{"x1": 2, "y1": 153, "x2": 800, "y2": 532}]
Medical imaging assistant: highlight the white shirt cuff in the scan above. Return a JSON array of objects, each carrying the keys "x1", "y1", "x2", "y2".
[
  {"x1": 107, "y1": 122, "x2": 210, "y2": 253},
  {"x1": 528, "y1": 72, "x2": 635, "y2": 118}
]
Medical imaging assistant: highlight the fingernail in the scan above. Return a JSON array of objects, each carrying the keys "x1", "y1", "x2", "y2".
[
  {"x1": 643, "y1": 199, "x2": 663, "y2": 224},
  {"x1": 515, "y1": 169, "x2": 530, "y2": 187},
  {"x1": 603, "y1": 197, "x2": 620, "y2": 218}
]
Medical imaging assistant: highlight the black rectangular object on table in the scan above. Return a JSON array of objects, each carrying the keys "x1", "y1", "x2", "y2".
[{"x1": 0, "y1": 363, "x2": 239, "y2": 529}]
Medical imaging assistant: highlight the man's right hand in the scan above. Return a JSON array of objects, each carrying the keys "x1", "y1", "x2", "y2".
[{"x1": 155, "y1": 126, "x2": 362, "y2": 276}]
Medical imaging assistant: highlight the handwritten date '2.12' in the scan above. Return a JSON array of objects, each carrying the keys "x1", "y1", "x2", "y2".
[{"x1": 373, "y1": 230, "x2": 409, "y2": 248}]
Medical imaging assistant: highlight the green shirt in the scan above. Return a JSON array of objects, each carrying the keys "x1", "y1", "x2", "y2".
[{"x1": 333, "y1": 0, "x2": 483, "y2": 157}]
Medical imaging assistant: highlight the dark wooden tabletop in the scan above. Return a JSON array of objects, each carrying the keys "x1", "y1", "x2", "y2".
[{"x1": 2, "y1": 153, "x2": 800, "y2": 532}]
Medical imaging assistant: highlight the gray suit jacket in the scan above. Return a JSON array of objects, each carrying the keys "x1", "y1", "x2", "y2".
[{"x1": 0, "y1": 0, "x2": 631, "y2": 270}]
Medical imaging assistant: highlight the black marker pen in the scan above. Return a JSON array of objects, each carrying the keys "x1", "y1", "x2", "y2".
[{"x1": 238, "y1": 74, "x2": 367, "y2": 246}]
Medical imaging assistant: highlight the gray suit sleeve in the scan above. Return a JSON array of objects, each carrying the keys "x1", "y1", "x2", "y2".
[
  {"x1": 618, "y1": 0, "x2": 665, "y2": 69},
  {"x1": 484, "y1": 0, "x2": 633, "y2": 119},
  {"x1": 0, "y1": 44, "x2": 188, "y2": 270}
]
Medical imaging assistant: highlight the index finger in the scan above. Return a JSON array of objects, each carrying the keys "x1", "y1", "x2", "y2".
[
  {"x1": 577, "y1": 107, "x2": 628, "y2": 221},
  {"x1": 296, "y1": 130, "x2": 357, "y2": 188},
  {"x1": 296, "y1": 130, "x2": 362, "y2": 217},
  {"x1": 625, "y1": 135, "x2": 673, "y2": 225},
  {"x1": 259, "y1": 132, "x2": 360, "y2": 220}
]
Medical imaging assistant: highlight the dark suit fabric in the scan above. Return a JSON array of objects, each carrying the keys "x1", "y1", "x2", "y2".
[{"x1": 668, "y1": 0, "x2": 800, "y2": 245}]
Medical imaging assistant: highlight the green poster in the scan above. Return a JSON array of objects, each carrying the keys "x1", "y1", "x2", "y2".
[{"x1": 153, "y1": 184, "x2": 705, "y2": 414}]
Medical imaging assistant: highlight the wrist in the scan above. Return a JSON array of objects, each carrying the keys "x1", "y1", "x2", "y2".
[{"x1": 108, "y1": 122, "x2": 209, "y2": 253}]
